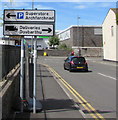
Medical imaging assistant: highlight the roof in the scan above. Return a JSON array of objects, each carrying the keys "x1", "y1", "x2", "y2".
[
  {"x1": 57, "y1": 25, "x2": 102, "y2": 35},
  {"x1": 102, "y1": 8, "x2": 118, "y2": 25},
  {"x1": 111, "y1": 8, "x2": 118, "y2": 25},
  {"x1": 111, "y1": 8, "x2": 118, "y2": 14}
]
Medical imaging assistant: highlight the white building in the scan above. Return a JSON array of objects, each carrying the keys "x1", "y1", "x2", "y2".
[
  {"x1": 0, "y1": 39, "x2": 15, "y2": 45},
  {"x1": 57, "y1": 25, "x2": 102, "y2": 48},
  {"x1": 25, "y1": 37, "x2": 49, "y2": 49},
  {"x1": 102, "y1": 8, "x2": 118, "y2": 62}
]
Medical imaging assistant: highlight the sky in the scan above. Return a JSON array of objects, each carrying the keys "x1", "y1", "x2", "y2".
[{"x1": 0, "y1": 1, "x2": 117, "y2": 37}]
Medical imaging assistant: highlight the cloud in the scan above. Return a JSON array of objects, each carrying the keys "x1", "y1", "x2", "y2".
[
  {"x1": 1, "y1": 2, "x2": 54, "y2": 9},
  {"x1": 34, "y1": 4, "x2": 54, "y2": 9},
  {"x1": 12, "y1": 2, "x2": 30, "y2": 8},
  {"x1": 75, "y1": 5, "x2": 87, "y2": 9},
  {"x1": 98, "y1": 3, "x2": 114, "y2": 7},
  {"x1": 1, "y1": 0, "x2": 117, "y2": 2},
  {"x1": 2, "y1": 2, "x2": 30, "y2": 9},
  {"x1": 74, "y1": 2, "x2": 116, "y2": 10}
]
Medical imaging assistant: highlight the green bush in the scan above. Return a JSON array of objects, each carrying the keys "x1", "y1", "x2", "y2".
[
  {"x1": 58, "y1": 43, "x2": 72, "y2": 51},
  {"x1": 48, "y1": 36, "x2": 60, "y2": 48}
]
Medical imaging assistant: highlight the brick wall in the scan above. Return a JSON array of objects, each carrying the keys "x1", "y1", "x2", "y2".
[
  {"x1": 37, "y1": 49, "x2": 71, "y2": 56},
  {"x1": 80, "y1": 47, "x2": 103, "y2": 57},
  {"x1": 58, "y1": 26, "x2": 103, "y2": 48},
  {"x1": 37, "y1": 48, "x2": 103, "y2": 57},
  {"x1": 72, "y1": 27, "x2": 103, "y2": 47}
]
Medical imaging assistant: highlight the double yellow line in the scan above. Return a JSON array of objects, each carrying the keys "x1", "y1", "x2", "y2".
[{"x1": 43, "y1": 64, "x2": 105, "y2": 120}]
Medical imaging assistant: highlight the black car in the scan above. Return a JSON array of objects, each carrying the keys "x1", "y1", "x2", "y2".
[{"x1": 64, "y1": 56, "x2": 88, "y2": 72}]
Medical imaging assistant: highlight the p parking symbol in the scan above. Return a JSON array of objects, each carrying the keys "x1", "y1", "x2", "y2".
[{"x1": 17, "y1": 12, "x2": 24, "y2": 19}]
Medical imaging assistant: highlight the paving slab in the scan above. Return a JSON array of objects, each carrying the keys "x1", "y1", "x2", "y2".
[{"x1": 14, "y1": 62, "x2": 83, "y2": 119}]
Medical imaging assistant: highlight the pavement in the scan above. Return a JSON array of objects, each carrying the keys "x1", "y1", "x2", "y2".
[{"x1": 14, "y1": 60, "x2": 83, "y2": 120}]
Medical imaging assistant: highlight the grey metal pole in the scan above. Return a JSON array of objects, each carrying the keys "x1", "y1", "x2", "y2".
[
  {"x1": 32, "y1": 0, "x2": 34, "y2": 9},
  {"x1": 25, "y1": 41, "x2": 30, "y2": 99},
  {"x1": 33, "y1": 37, "x2": 37, "y2": 113},
  {"x1": 31, "y1": 0, "x2": 34, "y2": 63},
  {"x1": 77, "y1": 16, "x2": 80, "y2": 47},
  {"x1": 20, "y1": 38, "x2": 24, "y2": 112}
]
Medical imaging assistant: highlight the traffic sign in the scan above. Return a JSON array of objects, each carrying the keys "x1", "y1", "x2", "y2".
[
  {"x1": 4, "y1": 24, "x2": 54, "y2": 36},
  {"x1": 4, "y1": 10, "x2": 55, "y2": 22}
]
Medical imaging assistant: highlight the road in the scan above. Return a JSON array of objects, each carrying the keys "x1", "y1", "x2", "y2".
[{"x1": 37, "y1": 56, "x2": 116, "y2": 119}]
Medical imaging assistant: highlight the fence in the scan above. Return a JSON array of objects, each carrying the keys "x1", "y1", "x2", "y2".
[{"x1": 0, "y1": 45, "x2": 21, "y2": 81}]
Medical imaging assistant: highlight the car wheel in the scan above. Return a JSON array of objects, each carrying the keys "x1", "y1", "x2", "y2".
[
  {"x1": 85, "y1": 68, "x2": 88, "y2": 72},
  {"x1": 69, "y1": 65, "x2": 72, "y2": 72},
  {"x1": 85, "y1": 65, "x2": 88, "y2": 72},
  {"x1": 64, "y1": 64, "x2": 67, "y2": 70}
]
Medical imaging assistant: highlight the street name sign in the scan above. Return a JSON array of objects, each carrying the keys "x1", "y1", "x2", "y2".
[
  {"x1": 4, "y1": 10, "x2": 55, "y2": 22},
  {"x1": 4, "y1": 24, "x2": 54, "y2": 36}
]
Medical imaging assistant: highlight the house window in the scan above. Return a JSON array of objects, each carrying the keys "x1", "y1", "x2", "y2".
[
  {"x1": 94, "y1": 28, "x2": 102, "y2": 35},
  {"x1": 111, "y1": 26, "x2": 114, "y2": 36}
]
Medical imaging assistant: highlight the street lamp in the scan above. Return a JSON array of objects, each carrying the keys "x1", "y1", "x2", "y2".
[
  {"x1": 77, "y1": 16, "x2": 80, "y2": 47},
  {"x1": 32, "y1": 0, "x2": 34, "y2": 9},
  {"x1": 77, "y1": 17, "x2": 80, "y2": 26},
  {"x1": 10, "y1": 0, "x2": 13, "y2": 8}
]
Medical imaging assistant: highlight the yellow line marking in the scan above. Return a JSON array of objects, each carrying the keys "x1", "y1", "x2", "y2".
[
  {"x1": 42, "y1": 64, "x2": 105, "y2": 120},
  {"x1": 49, "y1": 67, "x2": 99, "y2": 119},
  {"x1": 55, "y1": 71, "x2": 105, "y2": 119},
  {"x1": 52, "y1": 69, "x2": 99, "y2": 119},
  {"x1": 52, "y1": 68, "x2": 105, "y2": 119}
]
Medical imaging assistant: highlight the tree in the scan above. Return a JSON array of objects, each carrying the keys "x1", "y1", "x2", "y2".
[
  {"x1": 58, "y1": 43, "x2": 67, "y2": 50},
  {"x1": 116, "y1": 13, "x2": 118, "y2": 25},
  {"x1": 0, "y1": 17, "x2": 3, "y2": 27},
  {"x1": 58, "y1": 43, "x2": 72, "y2": 51},
  {"x1": 48, "y1": 35, "x2": 60, "y2": 48}
]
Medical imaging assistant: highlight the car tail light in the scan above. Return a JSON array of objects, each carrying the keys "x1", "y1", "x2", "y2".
[
  {"x1": 70, "y1": 61, "x2": 74, "y2": 64},
  {"x1": 84, "y1": 61, "x2": 87, "y2": 64}
]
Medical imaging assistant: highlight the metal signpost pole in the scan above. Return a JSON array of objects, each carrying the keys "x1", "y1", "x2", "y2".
[
  {"x1": 3, "y1": 9, "x2": 55, "y2": 113},
  {"x1": 33, "y1": 37, "x2": 37, "y2": 113},
  {"x1": 32, "y1": 0, "x2": 34, "y2": 63},
  {"x1": 20, "y1": 38, "x2": 24, "y2": 112}
]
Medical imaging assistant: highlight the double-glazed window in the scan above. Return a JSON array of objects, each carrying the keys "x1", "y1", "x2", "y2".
[{"x1": 94, "y1": 28, "x2": 102, "y2": 35}]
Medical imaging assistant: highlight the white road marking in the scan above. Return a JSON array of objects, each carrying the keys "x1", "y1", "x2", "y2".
[
  {"x1": 89, "y1": 60, "x2": 117, "y2": 67},
  {"x1": 98, "y1": 73, "x2": 116, "y2": 80}
]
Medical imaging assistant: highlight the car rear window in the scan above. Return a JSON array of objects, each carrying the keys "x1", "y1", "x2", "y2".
[{"x1": 72, "y1": 57, "x2": 85, "y2": 63}]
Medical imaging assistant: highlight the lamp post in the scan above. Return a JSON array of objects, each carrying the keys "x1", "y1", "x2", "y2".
[
  {"x1": 82, "y1": 25, "x2": 84, "y2": 47},
  {"x1": 77, "y1": 17, "x2": 80, "y2": 26},
  {"x1": 77, "y1": 17, "x2": 80, "y2": 47},
  {"x1": 10, "y1": 0, "x2": 13, "y2": 8},
  {"x1": 32, "y1": 0, "x2": 34, "y2": 9}
]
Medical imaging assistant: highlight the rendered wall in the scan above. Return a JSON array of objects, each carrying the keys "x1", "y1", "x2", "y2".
[{"x1": 103, "y1": 9, "x2": 117, "y2": 61}]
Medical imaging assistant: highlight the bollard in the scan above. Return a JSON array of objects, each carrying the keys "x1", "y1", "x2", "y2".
[{"x1": 43, "y1": 52, "x2": 47, "y2": 56}]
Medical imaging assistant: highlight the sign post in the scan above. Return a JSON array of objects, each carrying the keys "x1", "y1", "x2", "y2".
[
  {"x1": 33, "y1": 37, "x2": 37, "y2": 113},
  {"x1": 3, "y1": 9, "x2": 55, "y2": 114},
  {"x1": 20, "y1": 38, "x2": 24, "y2": 112}
]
